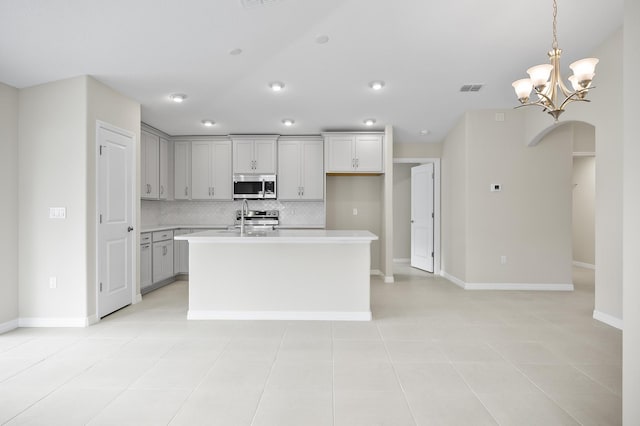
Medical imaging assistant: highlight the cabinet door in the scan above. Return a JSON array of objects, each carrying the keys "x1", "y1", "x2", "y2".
[
  {"x1": 141, "y1": 131, "x2": 159, "y2": 199},
  {"x1": 174, "y1": 229, "x2": 190, "y2": 274},
  {"x1": 163, "y1": 241, "x2": 174, "y2": 279},
  {"x1": 159, "y1": 137, "x2": 169, "y2": 200},
  {"x1": 277, "y1": 141, "x2": 301, "y2": 200},
  {"x1": 326, "y1": 136, "x2": 355, "y2": 172},
  {"x1": 355, "y1": 135, "x2": 383, "y2": 172},
  {"x1": 233, "y1": 139, "x2": 255, "y2": 173},
  {"x1": 301, "y1": 140, "x2": 324, "y2": 200},
  {"x1": 174, "y1": 141, "x2": 191, "y2": 200},
  {"x1": 191, "y1": 141, "x2": 212, "y2": 200},
  {"x1": 140, "y1": 243, "x2": 152, "y2": 289},
  {"x1": 212, "y1": 141, "x2": 232, "y2": 200},
  {"x1": 254, "y1": 139, "x2": 276, "y2": 174},
  {"x1": 152, "y1": 242, "x2": 164, "y2": 282}
]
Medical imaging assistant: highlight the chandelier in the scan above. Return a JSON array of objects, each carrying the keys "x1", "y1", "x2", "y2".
[{"x1": 512, "y1": 0, "x2": 599, "y2": 121}]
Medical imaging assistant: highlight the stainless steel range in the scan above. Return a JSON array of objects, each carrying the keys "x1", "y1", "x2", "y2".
[{"x1": 234, "y1": 209, "x2": 279, "y2": 230}]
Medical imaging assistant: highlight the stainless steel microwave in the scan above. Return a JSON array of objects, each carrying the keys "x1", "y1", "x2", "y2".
[{"x1": 233, "y1": 174, "x2": 277, "y2": 199}]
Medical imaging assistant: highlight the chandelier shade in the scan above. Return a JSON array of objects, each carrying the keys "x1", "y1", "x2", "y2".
[{"x1": 512, "y1": 0, "x2": 598, "y2": 120}]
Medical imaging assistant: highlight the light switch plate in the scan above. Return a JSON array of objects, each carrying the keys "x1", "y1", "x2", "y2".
[{"x1": 49, "y1": 207, "x2": 66, "y2": 219}]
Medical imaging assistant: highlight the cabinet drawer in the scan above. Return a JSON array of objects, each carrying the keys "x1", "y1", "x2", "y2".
[
  {"x1": 141, "y1": 233, "x2": 151, "y2": 244},
  {"x1": 152, "y1": 230, "x2": 174, "y2": 242}
]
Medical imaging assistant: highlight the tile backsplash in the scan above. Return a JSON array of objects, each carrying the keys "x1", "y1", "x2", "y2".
[{"x1": 142, "y1": 200, "x2": 325, "y2": 228}]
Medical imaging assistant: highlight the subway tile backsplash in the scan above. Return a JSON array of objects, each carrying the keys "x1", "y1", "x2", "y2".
[{"x1": 141, "y1": 200, "x2": 325, "y2": 228}]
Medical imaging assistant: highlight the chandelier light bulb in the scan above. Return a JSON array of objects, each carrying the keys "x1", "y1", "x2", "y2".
[
  {"x1": 512, "y1": 79, "x2": 533, "y2": 103},
  {"x1": 526, "y1": 64, "x2": 553, "y2": 90},
  {"x1": 569, "y1": 58, "x2": 599, "y2": 87}
]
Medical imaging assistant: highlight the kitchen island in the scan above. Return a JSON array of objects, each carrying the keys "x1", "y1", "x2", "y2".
[{"x1": 174, "y1": 229, "x2": 378, "y2": 321}]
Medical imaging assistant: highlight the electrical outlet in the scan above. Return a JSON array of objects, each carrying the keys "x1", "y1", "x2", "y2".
[
  {"x1": 49, "y1": 277, "x2": 57, "y2": 289},
  {"x1": 353, "y1": 208, "x2": 358, "y2": 216},
  {"x1": 500, "y1": 255, "x2": 507, "y2": 265}
]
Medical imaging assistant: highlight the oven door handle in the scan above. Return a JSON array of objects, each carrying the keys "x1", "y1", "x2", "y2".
[{"x1": 260, "y1": 179, "x2": 265, "y2": 198}]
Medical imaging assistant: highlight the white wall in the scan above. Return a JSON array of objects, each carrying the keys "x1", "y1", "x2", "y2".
[
  {"x1": 572, "y1": 156, "x2": 595, "y2": 266},
  {"x1": 623, "y1": 0, "x2": 640, "y2": 423},
  {"x1": 18, "y1": 77, "x2": 89, "y2": 322},
  {"x1": 86, "y1": 76, "x2": 141, "y2": 316},
  {"x1": 394, "y1": 142, "x2": 442, "y2": 158},
  {"x1": 0, "y1": 82, "x2": 19, "y2": 330}
]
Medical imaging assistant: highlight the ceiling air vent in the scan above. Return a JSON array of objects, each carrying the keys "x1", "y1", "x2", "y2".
[
  {"x1": 460, "y1": 84, "x2": 484, "y2": 92},
  {"x1": 241, "y1": 0, "x2": 282, "y2": 8}
]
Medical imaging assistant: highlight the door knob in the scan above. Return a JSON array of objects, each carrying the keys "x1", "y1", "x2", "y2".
[
  {"x1": 127, "y1": 226, "x2": 134, "y2": 232},
  {"x1": 410, "y1": 220, "x2": 414, "y2": 223}
]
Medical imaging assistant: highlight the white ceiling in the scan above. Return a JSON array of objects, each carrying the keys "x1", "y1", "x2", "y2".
[{"x1": 0, "y1": 0, "x2": 623, "y2": 143}]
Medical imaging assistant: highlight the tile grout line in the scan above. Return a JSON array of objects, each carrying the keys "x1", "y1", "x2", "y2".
[
  {"x1": 165, "y1": 336, "x2": 235, "y2": 425},
  {"x1": 248, "y1": 325, "x2": 288, "y2": 426},
  {"x1": 484, "y1": 341, "x2": 585, "y2": 425},
  {"x1": 375, "y1": 322, "x2": 419, "y2": 426}
]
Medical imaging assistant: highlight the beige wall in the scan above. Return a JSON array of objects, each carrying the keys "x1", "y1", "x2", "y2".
[
  {"x1": 623, "y1": 0, "x2": 640, "y2": 423},
  {"x1": 326, "y1": 175, "x2": 383, "y2": 270},
  {"x1": 465, "y1": 111, "x2": 572, "y2": 285},
  {"x1": 394, "y1": 142, "x2": 442, "y2": 158},
  {"x1": 572, "y1": 156, "x2": 595, "y2": 266},
  {"x1": 17, "y1": 75, "x2": 140, "y2": 323},
  {"x1": 0, "y1": 82, "x2": 19, "y2": 328},
  {"x1": 18, "y1": 77, "x2": 89, "y2": 320},
  {"x1": 392, "y1": 164, "x2": 414, "y2": 260},
  {"x1": 86, "y1": 77, "x2": 141, "y2": 317},
  {"x1": 441, "y1": 116, "x2": 467, "y2": 281}
]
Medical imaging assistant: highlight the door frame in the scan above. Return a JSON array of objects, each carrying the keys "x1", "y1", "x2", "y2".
[
  {"x1": 95, "y1": 120, "x2": 138, "y2": 320},
  {"x1": 394, "y1": 157, "x2": 441, "y2": 274}
]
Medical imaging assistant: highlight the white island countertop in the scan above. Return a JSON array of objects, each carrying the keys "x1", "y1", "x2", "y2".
[{"x1": 175, "y1": 229, "x2": 378, "y2": 244}]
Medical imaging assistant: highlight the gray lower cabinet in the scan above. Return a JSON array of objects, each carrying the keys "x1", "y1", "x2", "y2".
[
  {"x1": 174, "y1": 229, "x2": 192, "y2": 274},
  {"x1": 140, "y1": 233, "x2": 152, "y2": 290},
  {"x1": 152, "y1": 230, "x2": 174, "y2": 283}
]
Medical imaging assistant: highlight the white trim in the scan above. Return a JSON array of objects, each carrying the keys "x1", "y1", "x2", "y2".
[
  {"x1": 134, "y1": 293, "x2": 143, "y2": 304},
  {"x1": 0, "y1": 319, "x2": 19, "y2": 334},
  {"x1": 464, "y1": 283, "x2": 574, "y2": 291},
  {"x1": 393, "y1": 258, "x2": 410, "y2": 263},
  {"x1": 370, "y1": 269, "x2": 383, "y2": 276},
  {"x1": 86, "y1": 314, "x2": 99, "y2": 326},
  {"x1": 573, "y1": 261, "x2": 596, "y2": 270},
  {"x1": 573, "y1": 152, "x2": 596, "y2": 157},
  {"x1": 441, "y1": 271, "x2": 466, "y2": 289},
  {"x1": 18, "y1": 317, "x2": 93, "y2": 327},
  {"x1": 393, "y1": 157, "x2": 434, "y2": 164},
  {"x1": 188, "y1": 310, "x2": 372, "y2": 321},
  {"x1": 441, "y1": 271, "x2": 573, "y2": 291},
  {"x1": 593, "y1": 310, "x2": 623, "y2": 330},
  {"x1": 384, "y1": 275, "x2": 395, "y2": 283}
]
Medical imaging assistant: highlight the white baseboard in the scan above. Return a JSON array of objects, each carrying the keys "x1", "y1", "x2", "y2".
[
  {"x1": 384, "y1": 275, "x2": 395, "y2": 283},
  {"x1": 187, "y1": 310, "x2": 372, "y2": 321},
  {"x1": 593, "y1": 310, "x2": 623, "y2": 330},
  {"x1": 0, "y1": 319, "x2": 19, "y2": 334},
  {"x1": 573, "y1": 261, "x2": 596, "y2": 270},
  {"x1": 134, "y1": 293, "x2": 143, "y2": 304},
  {"x1": 441, "y1": 271, "x2": 466, "y2": 289},
  {"x1": 393, "y1": 258, "x2": 410, "y2": 264},
  {"x1": 370, "y1": 269, "x2": 383, "y2": 276},
  {"x1": 18, "y1": 316, "x2": 94, "y2": 327},
  {"x1": 441, "y1": 271, "x2": 573, "y2": 291},
  {"x1": 87, "y1": 314, "x2": 99, "y2": 326}
]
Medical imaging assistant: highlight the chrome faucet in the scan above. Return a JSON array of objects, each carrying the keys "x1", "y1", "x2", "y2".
[{"x1": 240, "y1": 199, "x2": 249, "y2": 235}]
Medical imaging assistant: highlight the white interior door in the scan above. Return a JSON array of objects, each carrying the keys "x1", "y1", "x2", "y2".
[
  {"x1": 411, "y1": 163, "x2": 434, "y2": 272},
  {"x1": 98, "y1": 124, "x2": 134, "y2": 318}
]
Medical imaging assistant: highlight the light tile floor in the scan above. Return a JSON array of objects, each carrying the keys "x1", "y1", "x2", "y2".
[{"x1": 0, "y1": 266, "x2": 621, "y2": 425}]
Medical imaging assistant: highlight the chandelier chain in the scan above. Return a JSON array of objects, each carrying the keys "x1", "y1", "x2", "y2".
[{"x1": 552, "y1": 0, "x2": 558, "y2": 49}]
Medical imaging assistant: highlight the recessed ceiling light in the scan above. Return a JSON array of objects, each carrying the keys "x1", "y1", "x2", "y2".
[
  {"x1": 315, "y1": 35, "x2": 329, "y2": 44},
  {"x1": 169, "y1": 93, "x2": 187, "y2": 103},
  {"x1": 229, "y1": 48, "x2": 243, "y2": 56},
  {"x1": 202, "y1": 120, "x2": 215, "y2": 127},
  {"x1": 369, "y1": 81, "x2": 385, "y2": 91},
  {"x1": 282, "y1": 119, "x2": 295, "y2": 127},
  {"x1": 363, "y1": 119, "x2": 376, "y2": 126},
  {"x1": 420, "y1": 129, "x2": 430, "y2": 135},
  {"x1": 269, "y1": 81, "x2": 285, "y2": 92}
]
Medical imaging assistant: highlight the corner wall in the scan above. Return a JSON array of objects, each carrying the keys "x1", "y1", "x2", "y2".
[
  {"x1": 18, "y1": 77, "x2": 89, "y2": 324},
  {"x1": 86, "y1": 77, "x2": 141, "y2": 317},
  {"x1": 623, "y1": 0, "x2": 640, "y2": 423},
  {"x1": 0, "y1": 82, "x2": 19, "y2": 331}
]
